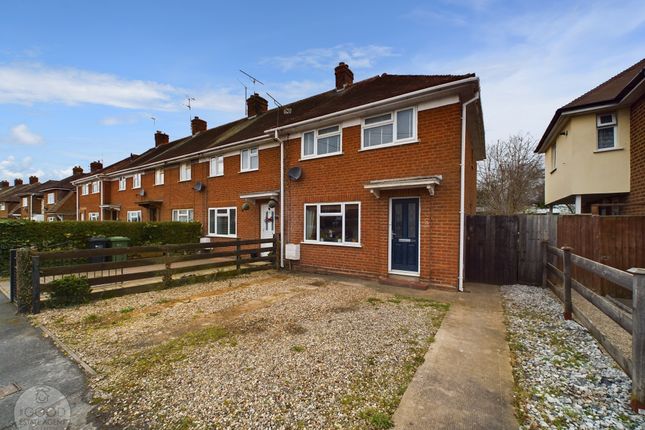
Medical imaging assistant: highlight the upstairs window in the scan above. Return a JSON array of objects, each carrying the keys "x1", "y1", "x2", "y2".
[
  {"x1": 362, "y1": 107, "x2": 416, "y2": 149},
  {"x1": 240, "y1": 147, "x2": 259, "y2": 171},
  {"x1": 155, "y1": 168, "x2": 165, "y2": 185},
  {"x1": 22, "y1": 197, "x2": 28, "y2": 207},
  {"x1": 118, "y1": 177, "x2": 126, "y2": 191},
  {"x1": 302, "y1": 125, "x2": 342, "y2": 158},
  {"x1": 47, "y1": 192, "x2": 55, "y2": 204},
  {"x1": 91, "y1": 181, "x2": 100, "y2": 194},
  {"x1": 81, "y1": 184, "x2": 89, "y2": 195},
  {"x1": 132, "y1": 173, "x2": 142, "y2": 189},
  {"x1": 172, "y1": 209, "x2": 194, "y2": 222},
  {"x1": 0, "y1": 203, "x2": 5, "y2": 211},
  {"x1": 597, "y1": 113, "x2": 617, "y2": 150},
  {"x1": 209, "y1": 156, "x2": 224, "y2": 177},
  {"x1": 179, "y1": 162, "x2": 192, "y2": 181}
]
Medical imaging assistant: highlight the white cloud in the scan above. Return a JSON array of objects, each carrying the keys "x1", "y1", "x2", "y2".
[
  {"x1": 263, "y1": 44, "x2": 396, "y2": 71},
  {"x1": 10, "y1": 124, "x2": 43, "y2": 145},
  {"x1": 0, "y1": 155, "x2": 43, "y2": 180}
]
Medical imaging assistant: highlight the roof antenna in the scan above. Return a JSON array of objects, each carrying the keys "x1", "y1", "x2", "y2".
[
  {"x1": 150, "y1": 116, "x2": 156, "y2": 127},
  {"x1": 240, "y1": 69, "x2": 264, "y2": 95},
  {"x1": 185, "y1": 96, "x2": 196, "y2": 123},
  {"x1": 238, "y1": 79, "x2": 249, "y2": 116}
]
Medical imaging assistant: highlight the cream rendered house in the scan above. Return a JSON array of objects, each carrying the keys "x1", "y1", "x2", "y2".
[{"x1": 536, "y1": 58, "x2": 645, "y2": 215}]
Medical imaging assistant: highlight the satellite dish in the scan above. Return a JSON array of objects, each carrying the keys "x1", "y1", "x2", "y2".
[
  {"x1": 193, "y1": 182, "x2": 205, "y2": 192},
  {"x1": 288, "y1": 166, "x2": 302, "y2": 181},
  {"x1": 138, "y1": 189, "x2": 146, "y2": 197}
]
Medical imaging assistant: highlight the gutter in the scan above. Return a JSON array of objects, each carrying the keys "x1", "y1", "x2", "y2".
[
  {"x1": 459, "y1": 92, "x2": 480, "y2": 292},
  {"x1": 273, "y1": 130, "x2": 285, "y2": 269}
]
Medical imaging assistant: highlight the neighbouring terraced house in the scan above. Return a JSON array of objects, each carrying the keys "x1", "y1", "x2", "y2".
[
  {"x1": 73, "y1": 63, "x2": 485, "y2": 289},
  {"x1": 536, "y1": 57, "x2": 645, "y2": 215}
]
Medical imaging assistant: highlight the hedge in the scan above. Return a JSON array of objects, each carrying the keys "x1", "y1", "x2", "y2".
[{"x1": 0, "y1": 221, "x2": 202, "y2": 277}]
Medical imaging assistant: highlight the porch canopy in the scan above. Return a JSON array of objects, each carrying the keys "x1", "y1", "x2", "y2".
[
  {"x1": 136, "y1": 200, "x2": 163, "y2": 207},
  {"x1": 99, "y1": 204, "x2": 121, "y2": 211},
  {"x1": 363, "y1": 175, "x2": 442, "y2": 199},
  {"x1": 240, "y1": 190, "x2": 279, "y2": 203}
]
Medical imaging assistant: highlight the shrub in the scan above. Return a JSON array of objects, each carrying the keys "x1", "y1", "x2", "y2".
[{"x1": 48, "y1": 275, "x2": 92, "y2": 307}]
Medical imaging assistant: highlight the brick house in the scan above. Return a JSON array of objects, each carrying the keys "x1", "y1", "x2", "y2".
[
  {"x1": 535, "y1": 58, "x2": 645, "y2": 214},
  {"x1": 40, "y1": 166, "x2": 87, "y2": 221},
  {"x1": 74, "y1": 63, "x2": 485, "y2": 289},
  {"x1": 0, "y1": 179, "x2": 36, "y2": 219}
]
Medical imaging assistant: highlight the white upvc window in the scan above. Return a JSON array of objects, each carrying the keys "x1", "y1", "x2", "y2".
[
  {"x1": 208, "y1": 207, "x2": 237, "y2": 237},
  {"x1": 118, "y1": 177, "x2": 126, "y2": 191},
  {"x1": 81, "y1": 184, "x2": 89, "y2": 195},
  {"x1": 240, "y1": 147, "x2": 259, "y2": 172},
  {"x1": 302, "y1": 125, "x2": 342, "y2": 158},
  {"x1": 172, "y1": 208, "x2": 194, "y2": 222},
  {"x1": 209, "y1": 156, "x2": 224, "y2": 177},
  {"x1": 362, "y1": 107, "x2": 416, "y2": 149},
  {"x1": 47, "y1": 192, "x2": 55, "y2": 204},
  {"x1": 127, "y1": 210, "x2": 142, "y2": 222},
  {"x1": 0, "y1": 203, "x2": 5, "y2": 211},
  {"x1": 47, "y1": 216, "x2": 56, "y2": 222},
  {"x1": 91, "y1": 181, "x2": 100, "y2": 194},
  {"x1": 551, "y1": 143, "x2": 557, "y2": 171},
  {"x1": 132, "y1": 173, "x2": 142, "y2": 189},
  {"x1": 89, "y1": 212, "x2": 99, "y2": 221},
  {"x1": 304, "y1": 202, "x2": 360, "y2": 246},
  {"x1": 597, "y1": 112, "x2": 617, "y2": 150},
  {"x1": 155, "y1": 168, "x2": 165, "y2": 185},
  {"x1": 179, "y1": 162, "x2": 192, "y2": 181},
  {"x1": 22, "y1": 197, "x2": 28, "y2": 207}
]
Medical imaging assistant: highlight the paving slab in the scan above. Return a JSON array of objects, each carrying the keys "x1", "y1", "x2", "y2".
[
  {"x1": 0, "y1": 295, "x2": 95, "y2": 429},
  {"x1": 394, "y1": 283, "x2": 518, "y2": 430}
]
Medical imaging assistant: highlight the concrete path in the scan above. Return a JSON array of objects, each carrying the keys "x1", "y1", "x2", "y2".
[
  {"x1": 0, "y1": 294, "x2": 95, "y2": 429},
  {"x1": 393, "y1": 283, "x2": 518, "y2": 430}
]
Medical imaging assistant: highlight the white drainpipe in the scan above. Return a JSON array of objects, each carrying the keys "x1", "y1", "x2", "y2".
[
  {"x1": 100, "y1": 181, "x2": 104, "y2": 221},
  {"x1": 76, "y1": 186, "x2": 79, "y2": 220},
  {"x1": 274, "y1": 130, "x2": 285, "y2": 269},
  {"x1": 459, "y1": 92, "x2": 480, "y2": 292}
]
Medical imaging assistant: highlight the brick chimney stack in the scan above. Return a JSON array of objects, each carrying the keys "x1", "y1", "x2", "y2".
[
  {"x1": 0, "y1": 180, "x2": 9, "y2": 189},
  {"x1": 246, "y1": 93, "x2": 268, "y2": 118},
  {"x1": 90, "y1": 161, "x2": 103, "y2": 172},
  {"x1": 155, "y1": 131, "x2": 170, "y2": 147},
  {"x1": 14, "y1": 178, "x2": 23, "y2": 186},
  {"x1": 191, "y1": 117, "x2": 207, "y2": 135},
  {"x1": 72, "y1": 166, "x2": 84, "y2": 176},
  {"x1": 29, "y1": 176, "x2": 38, "y2": 184},
  {"x1": 335, "y1": 62, "x2": 354, "y2": 91}
]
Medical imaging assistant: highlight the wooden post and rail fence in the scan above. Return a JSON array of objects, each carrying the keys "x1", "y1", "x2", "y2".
[
  {"x1": 542, "y1": 241, "x2": 645, "y2": 411},
  {"x1": 10, "y1": 235, "x2": 279, "y2": 315}
]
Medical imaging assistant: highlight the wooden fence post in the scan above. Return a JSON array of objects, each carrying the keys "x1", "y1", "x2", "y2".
[
  {"x1": 162, "y1": 246, "x2": 172, "y2": 288},
  {"x1": 628, "y1": 267, "x2": 645, "y2": 412},
  {"x1": 9, "y1": 249, "x2": 16, "y2": 303},
  {"x1": 541, "y1": 240, "x2": 548, "y2": 288},
  {"x1": 31, "y1": 255, "x2": 41, "y2": 314},
  {"x1": 562, "y1": 247, "x2": 573, "y2": 320},
  {"x1": 236, "y1": 239, "x2": 241, "y2": 273},
  {"x1": 273, "y1": 233, "x2": 279, "y2": 270}
]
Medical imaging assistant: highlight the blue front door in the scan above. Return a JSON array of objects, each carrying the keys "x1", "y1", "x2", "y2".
[{"x1": 391, "y1": 198, "x2": 419, "y2": 273}]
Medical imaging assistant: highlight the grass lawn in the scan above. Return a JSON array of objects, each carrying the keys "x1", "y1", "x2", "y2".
[{"x1": 33, "y1": 271, "x2": 449, "y2": 429}]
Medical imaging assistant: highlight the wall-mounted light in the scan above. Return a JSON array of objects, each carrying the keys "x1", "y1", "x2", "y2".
[
  {"x1": 267, "y1": 199, "x2": 277, "y2": 209},
  {"x1": 241, "y1": 202, "x2": 251, "y2": 211}
]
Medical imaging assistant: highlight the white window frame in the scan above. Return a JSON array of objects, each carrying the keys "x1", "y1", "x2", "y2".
[
  {"x1": 301, "y1": 125, "x2": 342, "y2": 159},
  {"x1": 0, "y1": 203, "x2": 5, "y2": 211},
  {"x1": 89, "y1": 212, "x2": 99, "y2": 221},
  {"x1": 81, "y1": 184, "x2": 89, "y2": 195},
  {"x1": 209, "y1": 156, "x2": 224, "y2": 177},
  {"x1": 118, "y1": 177, "x2": 126, "y2": 191},
  {"x1": 22, "y1": 197, "x2": 28, "y2": 208},
  {"x1": 155, "y1": 168, "x2": 165, "y2": 185},
  {"x1": 240, "y1": 147, "x2": 259, "y2": 172},
  {"x1": 132, "y1": 173, "x2": 142, "y2": 189},
  {"x1": 91, "y1": 181, "x2": 100, "y2": 194},
  {"x1": 596, "y1": 112, "x2": 618, "y2": 150},
  {"x1": 47, "y1": 192, "x2": 55, "y2": 205},
  {"x1": 179, "y1": 162, "x2": 192, "y2": 182},
  {"x1": 172, "y1": 208, "x2": 194, "y2": 222},
  {"x1": 127, "y1": 210, "x2": 142, "y2": 222},
  {"x1": 302, "y1": 202, "x2": 361, "y2": 247},
  {"x1": 551, "y1": 143, "x2": 557, "y2": 172},
  {"x1": 47, "y1": 216, "x2": 56, "y2": 222},
  {"x1": 208, "y1": 207, "x2": 237, "y2": 237},
  {"x1": 361, "y1": 107, "x2": 417, "y2": 150}
]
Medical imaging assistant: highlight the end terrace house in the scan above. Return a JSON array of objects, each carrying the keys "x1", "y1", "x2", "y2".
[{"x1": 74, "y1": 63, "x2": 485, "y2": 289}]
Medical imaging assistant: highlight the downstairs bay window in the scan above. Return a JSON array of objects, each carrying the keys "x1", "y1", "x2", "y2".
[{"x1": 304, "y1": 202, "x2": 360, "y2": 246}]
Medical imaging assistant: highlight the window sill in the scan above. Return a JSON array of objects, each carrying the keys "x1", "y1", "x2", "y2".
[
  {"x1": 178, "y1": 179, "x2": 191, "y2": 183},
  {"x1": 299, "y1": 152, "x2": 343, "y2": 162},
  {"x1": 301, "y1": 241, "x2": 362, "y2": 248},
  {"x1": 208, "y1": 174, "x2": 224, "y2": 178},
  {"x1": 208, "y1": 234, "x2": 238, "y2": 238},
  {"x1": 154, "y1": 183, "x2": 164, "y2": 187},
  {"x1": 132, "y1": 187, "x2": 141, "y2": 190},
  {"x1": 359, "y1": 139, "x2": 419, "y2": 152},
  {"x1": 118, "y1": 189, "x2": 125, "y2": 192},
  {"x1": 594, "y1": 147, "x2": 623, "y2": 153},
  {"x1": 388, "y1": 269, "x2": 420, "y2": 277},
  {"x1": 239, "y1": 169, "x2": 259, "y2": 174}
]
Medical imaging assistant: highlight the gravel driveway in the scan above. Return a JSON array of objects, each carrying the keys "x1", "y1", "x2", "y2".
[{"x1": 32, "y1": 271, "x2": 448, "y2": 429}]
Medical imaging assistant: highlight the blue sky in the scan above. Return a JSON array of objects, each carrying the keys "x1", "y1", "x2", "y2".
[{"x1": 0, "y1": 0, "x2": 644, "y2": 180}]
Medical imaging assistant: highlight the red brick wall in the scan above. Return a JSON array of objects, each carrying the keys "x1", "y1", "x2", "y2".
[
  {"x1": 627, "y1": 93, "x2": 645, "y2": 215},
  {"x1": 78, "y1": 185, "x2": 100, "y2": 220},
  {"x1": 283, "y1": 103, "x2": 466, "y2": 288}
]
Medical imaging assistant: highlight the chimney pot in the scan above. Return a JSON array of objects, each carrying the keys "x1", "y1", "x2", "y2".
[
  {"x1": 0, "y1": 180, "x2": 9, "y2": 189},
  {"x1": 191, "y1": 117, "x2": 207, "y2": 135},
  {"x1": 335, "y1": 62, "x2": 354, "y2": 90},
  {"x1": 72, "y1": 166, "x2": 84, "y2": 176},
  {"x1": 14, "y1": 178, "x2": 23, "y2": 186},
  {"x1": 90, "y1": 161, "x2": 103, "y2": 172},
  {"x1": 155, "y1": 130, "x2": 170, "y2": 146},
  {"x1": 246, "y1": 93, "x2": 269, "y2": 118},
  {"x1": 29, "y1": 176, "x2": 38, "y2": 184}
]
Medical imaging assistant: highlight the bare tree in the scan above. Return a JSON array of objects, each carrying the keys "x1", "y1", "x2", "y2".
[{"x1": 477, "y1": 133, "x2": 544, "y2": 215}]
